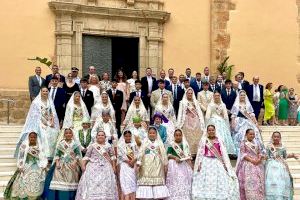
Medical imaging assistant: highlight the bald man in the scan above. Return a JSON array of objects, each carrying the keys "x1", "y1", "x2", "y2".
[
  {"x1": 247, "y1": 76, "x2": 264, "y2": 120},
  {"x1": 84, "y1": 66, "x2": 101, "y2": 82}
]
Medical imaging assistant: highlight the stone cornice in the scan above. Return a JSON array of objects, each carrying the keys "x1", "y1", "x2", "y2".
[{"x1": 48, "y1": 1, "x2": 170, "y2": 23}]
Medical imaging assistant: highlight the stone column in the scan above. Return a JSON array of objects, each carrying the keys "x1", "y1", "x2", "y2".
[
  {"x1": 147, "y1": 22, "x2": 161, "y2": 76},
  {"x1": 72, "y1": 21, "x2": 84, "y2": 75},
  {"x1": 139, "y1": 26, "x2": 148, "y2": 77}
]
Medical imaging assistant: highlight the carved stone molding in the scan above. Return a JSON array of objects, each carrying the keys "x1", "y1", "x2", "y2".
[
  {"x1": 210, "y1": 0, "x2": 235, "y2": 74},
  {"x1": 48, "y1": 0, "x2": 170, "y2": 76}
]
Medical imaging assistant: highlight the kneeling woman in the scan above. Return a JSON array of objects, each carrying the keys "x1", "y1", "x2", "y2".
[
  {"x1": 265, "y1": 131, "x2": 298, "y2": 200},
  {"x1": 236, "y1": 129, "x2": 265, "y2": 200},
  {"x1": 166, "y1": 129, "x2": 193, "y2": 200},
  {"x1": 118, "y1": 130, "x2": 139, "y2": 200},
  {"x1": 4, "y1": 132, "x2": 47, "y2": 200},
  {"x1": 76, "y1": 130, "x2": 118, "y2": 200},
  {"x1": 136, "y1": 126, "x2": 170, "y2": 199},
  {"x1": 43, "y1": 128, "x2": 83, "y2": 200},
  {"x1": 192, "y1": 124, "x2": 239, "y2": 200}
]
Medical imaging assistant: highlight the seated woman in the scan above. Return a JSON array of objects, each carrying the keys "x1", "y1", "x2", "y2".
[
  {"x1": 4, "y1": 132, "x2": 47, "y2": 200},
  {"x1": 236, "y1": 129, "x2": 265, "y2": 200},
  {"x1": 265, "y1": 131, "x2": 298, "y2": 200},
  {"x1": 91, "y1": 91, "x2": 115, "y2": 125},
  {"x1": 231, "y1": 90, "x2": 264, "y2": 153},
  {"x1": 206, "y1": 91, "x2": 236, "y2": 155},
  {"x1": 154, "y1": 93, "x2": 176, "y2": 143},
  {"x1": 166, "y1": 129, "x2": 193, "y2": 200},
  {"x1": 43, "y1": 128, "x2": 83, "y2": 200},
  {"x1": 118, "y1": 130, "x2": 139, "y2": 200},
  {"x1": 192, "y1": 124, "x2": 239, "y2": 200},
  {"x1": 136, "y1": 126, "x2": 170, "y2": 199},
  {"x1": 76, "y1": 131, "x2": 118, "y2": 200}
]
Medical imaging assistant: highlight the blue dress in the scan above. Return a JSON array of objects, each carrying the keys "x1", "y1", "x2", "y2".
[
  {"x1": 265, "y1": 145, "x2": 293, "y2": 200},
  {"x1": 156, "y1": 125, "x2": 167, "y2": 144}
]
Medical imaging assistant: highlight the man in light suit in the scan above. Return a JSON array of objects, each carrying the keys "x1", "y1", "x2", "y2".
[
  {"x1": 28, "y1": 66, "x2": 45, "y2": 101},
  {"x1": 150, "y1": 79, "x2": 173, "y2": 111},
  {"x1": 197, "y1": 80, "x2": 213, "y2": 114},
  {"x1": 247, "y1": 76, "x2": 264, "y2": 120}
]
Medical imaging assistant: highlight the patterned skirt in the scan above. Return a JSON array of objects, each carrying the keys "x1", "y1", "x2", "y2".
[
  {"x1": 120, "y1": 162, "x2": 137, "y2": 195},
  {"x1": 192, "y1": 157, "x2": 239, "y2": 200},
  {"x1": 166, "y1": 160, "x2": 192, "y2": 200}
]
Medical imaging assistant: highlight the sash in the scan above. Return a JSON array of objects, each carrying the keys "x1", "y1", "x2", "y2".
[
  {"x1": 171, "y1": 142, "x2": 190, "y2": 161},
  {"x1": 92, "y1": 143, "x2": 112, "y2": 163},
  {"x1": 205, "y1": 139, "x2": 227, "y2": 172},
  {"x1": 245, "y1": 141, "x2": 259, "y2": 155}
]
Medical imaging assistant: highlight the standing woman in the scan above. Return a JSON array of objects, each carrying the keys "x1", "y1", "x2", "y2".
[
  {"x1": 118, "y1": 130, "x2": 139, "y2": 200},
  {"x1": 154, "y1": 93, "x2": 177, "y2": 143},
  {"x1": 231, "y1": 90, "x2": 264, "y2": 153},
  {"x1": 192, "y1": 125, "x2": 239, "y2": 200},
  {"x1": 136, "y1": 126, "x2": 170, "y2": 199},
  {"x1": 99, "y1": 72, "x2": 111, "y2": 94},
  {"x1": 236, "y1": 129, "x2": 265, "y2": 200},
  {"x1": 127, "y1": 70, "x2": 139, "y2": 93},
  {"x1": 76, "y1": 131, "x2": 118, "y2": 200},
  {"x1": 115, "y1": 69, "x2": 129, "y2": 122},
  {"x1": 88, "y1": 74, "x2": 101, "y2": 104},
  {"x1": 265, "y1": 131, "x2": 298, "y2": 199},
  {"x1": 91, "y1": 91, "x2": 115, "y2": 125},
  {"x1": 43, "y1": 128, "x2": 83, "y2": 200},
  {"x1": 63, "y1": 91, "x2": 90, "y2": 134},
  {"x1": 15, "y1": 86, "x2": 60, "y2": 160},
  {"x1": 263, "y1": 83, "x2": 275, "y2": 125},
  {"x1": 177, "y1": 87, "x2": 205, "y2": 156},
  {"x1": 288, "y1": 88, "x2": 298, "y2": 126},
  {"x1": 64, "y1": 73, "x2": 80, "y2": 104},
  {"x1": 205, "y1": 91, "x2": 236, "y2": 155},
  {"x1": 4, "y1": 132, "x2": 48, "y2": 200},
  {"x1": 166, "y1": 129, "x2": 193, "y2": 200},
  {"x1": 278, "y1": 86, "x2": 289, "y2": 126}
]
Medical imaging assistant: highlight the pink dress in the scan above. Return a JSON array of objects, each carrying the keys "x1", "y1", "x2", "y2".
[
  {"x1": 236, "y1": 141, "x2": 265, "y2": 200},
  {"x1": 117, "y1": 82, "x2": 128, "y2": 111}
]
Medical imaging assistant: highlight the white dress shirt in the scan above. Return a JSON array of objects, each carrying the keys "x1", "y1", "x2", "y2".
[
  {"x1": 253, "y1": 84, "x2": 261, "y2": 102},
  {"x1": 147, "y1": 76, "x2": 153, "y2": 92},
  {"x1": 35, "y1": 75, "x2": 42, "y2": 86}
]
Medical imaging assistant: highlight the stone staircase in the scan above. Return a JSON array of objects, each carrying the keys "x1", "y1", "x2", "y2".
[
  {"x1": 261, "y1": 126, "x2": 300, "y2": 199},
  {"x1": 0, "y1": 125, "x2": 299, "y2": 199}
]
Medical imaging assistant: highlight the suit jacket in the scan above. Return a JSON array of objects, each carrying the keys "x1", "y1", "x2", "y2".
[
  {"x1": 155, "y1": 79, "x2": 170, "y2": 89},
  {"x1": 129, "y1": 90, "x2": 147, "y2": 106},
  {"x1": 107, "y1": 89, "x2": 123, "y2": 111},
  {"x1": 166, "y1": 84, "x2": 184, "y2": 114},
  {"x1": 246, "y1": 84, "x2": 264, "y2": 105},
  {"x1": 190, "y1": 79, "x2": 203, "y2": 95},
  {"x1": 141, "y1": 76, "x2": 157, "y2": 94},
  {"x1": 209, "y1": 84, "x2": 220, "y2": 93},
  {"x1": 150, "y1": 89, "x2": 173, "y2": 109},
  {"x1": 197, "y1": 90, "x2": 213, "y2": 112},
  {"x1": 216, "y1": 82, "x2": 224, "y2": 92},
  {"x1": 221, "y1": 88, "x2": 237, "y2": 111},
  {"x1": 241, "y1": 80, "x2": 250, "y2": 90},
  {"x1": 49, "y1": 87, "x2": 66, "y2": 109},
  {"x1": 28, "y1": 75, "x2": 45, "y2": 99},
  {"x1": 45, "y1": 74, "x2": 66, "y2": 88},
  {"x1": 81, "y1": 89, "x2": 94, "y2": 116}
]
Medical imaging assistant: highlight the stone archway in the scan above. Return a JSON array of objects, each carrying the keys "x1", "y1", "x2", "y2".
[{"x1": 48, "y1": 0, "x2": 170, "y2": 77}]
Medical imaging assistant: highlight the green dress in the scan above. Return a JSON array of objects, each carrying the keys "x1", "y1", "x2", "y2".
[
  {"x1": 278, "y1": 90, "x2": 289, "y2": 120},
  {"x1": 264, "y1": 89, "x2": 275, "y2": 121}
]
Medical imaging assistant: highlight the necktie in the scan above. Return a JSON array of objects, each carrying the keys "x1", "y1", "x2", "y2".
[
  {"x1": 51, "y1": 87, "x2": 56, "y2": 100},
  {"x1": 82, "y1": 90, "x2": 85, "y2": 97},
  {"x1": 37, "y1": 76, "x2": 41, "y2": 86},
  {"x1": 161, "y1": 90, "x2": 163, "y2": 95},
  {"x1": 198, "y1": 82, "x2": 201, "y2": 89},
  {"x1": 113, "y1": 90, "x2": 116, "y2": 99},
  {"x1": 205, "y1": 91, "x2": 207, "y2": 100},
  {"x1": 174, "y1": 85, "x2": 177, "y2": 100},
  {"x1": 227, "y1": 89, "x2": 230, "y2": 96}
]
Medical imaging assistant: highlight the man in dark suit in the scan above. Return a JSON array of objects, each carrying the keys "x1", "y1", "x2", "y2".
[
  {"x1": 221, "y1": 80, "x2": 237, "y2": 114},
  {"x1": 141, "y1": 67, "x2": 157, "y2": 112},
  {"x1": 28, "y1": 66, "x2": 45, "y2": 101},
  {"x1": 190, "y1": 72, "x2": 202, "y2": 95},
  {"x1": 239, "y1": 72, "x2": 250, "y2": 90},
  {"x1": 80, "y1": 78, "x2": 94, "y2": 116},
  {"x1": 49, "y1": 76, "x2": 66, "y2": 123},
  {"x1": 107, "y1": 79, "x2": 124, "y2": 135},
  {"x1": 209, "y1": 76, "x2": 220, "y2": 93},
  {"x1": 166, "y1": 76, "x2": 184, "y2": 116},
  {"x1": 83, "y1": 65, "x2": 101, "y2": 83},
  {"x1": 216, "y1": 74, "x2": 225, "y2": 91},
  {"x1": 45, "y1": 65, "x2": 65, "y2": 88},
  {"x1": 155, "y1": 69, "x2": 170, "y2": 88},
  {"x1": 247, "y1": 76, "x2": 264, "y2": 120},
  {"x1": 129, "y1": 80, "x2": 147, "y2": 106}
]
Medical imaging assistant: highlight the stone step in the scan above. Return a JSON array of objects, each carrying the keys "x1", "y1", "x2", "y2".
[
  {"x1": 286, "y1": 159, "x2": 300, "y2": 166},
  {"x1": 0, "y1": 141, "x2": 18, "y2": 148},
  {"x1": 0, "y1": 135, "x2": 19, "y2": 143},
  {"x1": 0, "y1": 147, "x2": 15, "y2": 156},
  {"x1": 0, "y1": 180, "x2": 7, "y2": 193},
  {"x1": 0, "y1": 171, "x2": 14, "y2": 182},
  {"x1": 0, "y1": 155, "x2": 15, "y2": 163},
  {"x1": 289, "y1": 166, "x2": 300, "y2": 174},
  {"x1": 0, "y1": 163, "x2": 16, "y2": 172},
  {"x1": 293, "y1": 174, "x2": 300, "y2": 184},
  {"x1": 294, "y1": 184, "x2": 300, "y2": 195}
]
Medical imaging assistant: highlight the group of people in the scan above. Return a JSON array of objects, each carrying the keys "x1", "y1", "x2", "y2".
[{"x1": 3, "y1": 65, "x2": 299, "y2": 200}]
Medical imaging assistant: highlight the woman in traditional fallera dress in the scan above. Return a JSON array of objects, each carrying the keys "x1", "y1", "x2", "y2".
[
  {"x1": 118, "y1": 130, "x2": 139, "y2": 200},
  {"x1": 177, "y1": 87, "x2": 205, "y2": 156},
  {"x1": 4, "y1": 132, "x2": 48, "y2": 200},
  {"x1": 236, "y1": 129, "x2": 265, "y2": 200},
  {"x1": 136, "y1": 126, "x2": 170, "y2": 199},
  {"x1": 231, "y1": 90, "x2": 264, "y2": 153},
  {"x1": 265, "y1": 131, "x2": 298, "y2": 200},
  {"x1": 15, "y1": 87, "x2": 60, "y2": 160},
  {"x1": 166, "y1": 129, "x2": 193, "y2": 200},
  {"x1": 75, "y1": 131, "x2": 118, "y2": 200},
  {"x1": 206, "y1": 91, "x2": 236, "y2": 155},
  {"x1": 154, "y1": 93, "x2": 176, "y2": 143},
  {"x1": 43, "y1": 128, "x2": 83, "y2": 200},
  {"x1": 91, "y1": 91, "x2": 116, "y2": 125},
  {"x1": 192, "y1": 125, "x2": 239, "y2": 200},
  {"x1": 63, "y1": 91, "x2": 90, "y2": 135}
]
